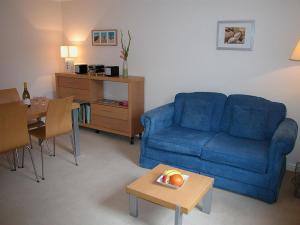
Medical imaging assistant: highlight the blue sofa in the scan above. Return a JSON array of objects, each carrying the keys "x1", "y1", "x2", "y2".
[{"x1": 140, "y1": 92, "x2": 298, "y2": 203}]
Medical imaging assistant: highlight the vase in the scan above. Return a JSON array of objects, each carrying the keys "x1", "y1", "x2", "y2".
[{"x1": 122, "y1": 59, "x2": 128, "y2": 77}]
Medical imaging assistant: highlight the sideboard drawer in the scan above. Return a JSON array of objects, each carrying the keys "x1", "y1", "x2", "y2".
[
  {"x1": 58, "y1": 87, "x2": 90, "y2": 100},
  {"x1": 91, "y1": 104, "x2": 128, "y2": 120},
  {"x1": 91, "y1": 114, "x2": 129, "y2": 133},
  {"x1": 58, "y1": 77, "x2": 89, "y2": 90}
]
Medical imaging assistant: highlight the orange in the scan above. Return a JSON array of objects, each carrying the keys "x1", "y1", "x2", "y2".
[{"x1": 169, "y1": 174, "x2": 184, "y2": 187}]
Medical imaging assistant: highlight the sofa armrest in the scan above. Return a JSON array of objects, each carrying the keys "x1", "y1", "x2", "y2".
[
  {"x1": 141, "y1": 103, "x2": 174, "y2": 138},
  {"x1": 270, "y1": 118, "x2": 298, "y2": 155},
  {"x1": 268, "y1": 118, "x2": 298, "y2": 171}
]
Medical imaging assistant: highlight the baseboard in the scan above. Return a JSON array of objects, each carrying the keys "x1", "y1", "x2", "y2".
[{"x1": 286, "y1": 163, "x2": 296, "y2": 172}]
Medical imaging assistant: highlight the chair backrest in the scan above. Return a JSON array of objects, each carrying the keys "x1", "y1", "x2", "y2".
[
  {"x1": 45, "y1": 97, "x2": 73, "y2": 138},
  {"x1": 0, "y1": 88, "x2": 20, "y2": 104},
  {"x1": 0, "y1": 102, "x2": 29, "y2": 153}
]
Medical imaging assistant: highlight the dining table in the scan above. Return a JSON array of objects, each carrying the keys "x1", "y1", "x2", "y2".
[{"x1": 26, "y1": 98, "x2": 81, "y2": 156}]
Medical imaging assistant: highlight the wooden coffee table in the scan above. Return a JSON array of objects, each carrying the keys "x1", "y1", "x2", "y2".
[{"x1": 126, "y1": 164, "x2": 214, "y2": 225}]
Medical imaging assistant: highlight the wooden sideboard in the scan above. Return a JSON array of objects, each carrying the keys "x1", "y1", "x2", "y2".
[{"x1": 55, "y1": 73, "x2": 144, "y2": 144}]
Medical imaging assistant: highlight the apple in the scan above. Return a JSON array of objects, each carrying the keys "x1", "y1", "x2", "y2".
[{"x1": 162, "y1": 175, "x2": 168, "y2": 183}]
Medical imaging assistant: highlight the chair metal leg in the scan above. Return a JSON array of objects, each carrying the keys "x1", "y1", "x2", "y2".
[
  {"x1": 29, "y1": 135, "x2": 33, "y2": 149},
  {"x1": 40, "y1": 143, "x2": 45, "y2": 180},
  {"x1": 11, "y1": 150, "x2": 17, "y2": 171},
  {"x1": 45, "y1": 139, "x2": 51, "y2": 156},
  {"x1": 70, "y1": 134, "x2": 75, "y2": 150},
  {"x1": 28, "y1": 146, "x2": 40, "y2": 183},
  {"x1": 70, "y1": 134, "x2": 78, "y2": 166},
  {"x1": 53, "y1": 137, "x2": 56, "y2": 157},
  {"x1": 15, "y1": 149, "x2": 22, "y2": 168},
  {"x1": 21, "y1": 147, "x2": 25, "y2": 168},
  {"x1": 72, "y1": 108, "x2": 80, "y2": 156},
  {"x1": 6, "y1": 154, "x2": 13, "y2": 171}
]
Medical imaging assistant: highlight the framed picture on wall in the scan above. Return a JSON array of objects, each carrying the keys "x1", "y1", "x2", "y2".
[
  {"x1": 216, "y1": 20, "x2": 255, "y2": 50},
  {"x1": 92, "y1": 29, "x2": 118, "y2": 46}
]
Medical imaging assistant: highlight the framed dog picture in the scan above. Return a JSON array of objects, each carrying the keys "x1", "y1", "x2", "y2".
[
  {"x1": 216, "y1": 20, "x2": 255, "y2": 50},
  {"x1": 92, "y1": 29, "x2": 118, "y2": 46}
]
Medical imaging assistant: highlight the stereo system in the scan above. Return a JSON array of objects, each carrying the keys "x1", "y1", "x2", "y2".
[
  {"x1": 75, "y1": 64, "x2": 119, "y2": 77},
  {"x1": 75, "y1": 64, "x2": 88, "y2": 74},
  {"x1": 104, "y1": 66, "x2": 119, "y2": 76}
]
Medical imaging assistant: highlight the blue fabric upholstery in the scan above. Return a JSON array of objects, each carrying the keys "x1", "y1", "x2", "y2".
[
  {"x1": 269, "y1": 118, "x2": 298, "y2": 156},
  {"x1": 268, "y1": 118, "x2": 298, "y2": 190},
  {"x1": 141, "y1": 103, "x2": 174, "y2": 138},
  {"x1": 180, "y1": 99, "x2": 213, "y2": 131},
  {"x1": 139, "y1": 153, "x2": 279, "y2": 203},
  {"x1": 148, "y1": 125, "x2": 216, "y2": 156},
  {"x1": 174, "y1": 92, "x2": 227, "y2": 132},
  {"x1": 229, "y1": 105, "x2": 268, "y2": 140},
  {"x1": 139, "y1": 92, "x2": 298, "y2": 203},
  {"x1": 221, "y1": 94, "x2": 286, "y2": 139},
  {"x1": 201, "y1": 133, "x2": 269, "y2": 173},
  {"x1": 141, "y1": 146, "x2": 270, "y2": 188},
  {"x1": 142, "y1": 147, "x2": 202, "y2": 172}
]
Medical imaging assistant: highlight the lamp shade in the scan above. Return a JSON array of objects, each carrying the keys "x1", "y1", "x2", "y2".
[
  {"x1": 69, "y1": 46, "x2": 78, "y2": 58},
  {"x1": 60, "y1": 46, "x2": 69, "y2": 58},
  {"x1": 290, "y1": 40, "x2": 300, "y2": 61},
  {"x1": 60, "y1": 46, "x2": 78, "y2": 58}
]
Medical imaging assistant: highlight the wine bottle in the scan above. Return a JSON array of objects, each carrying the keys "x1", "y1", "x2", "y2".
[{"x1": 22, "y1": 82, "x2": 31, "y2": 107}]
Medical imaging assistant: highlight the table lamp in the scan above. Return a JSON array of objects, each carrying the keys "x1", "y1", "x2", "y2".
[
  {"x1": 60, "y1": 46, "x2": 78, "y2": 72},
  {"x1": 290, "y1": 40, "x2": 300, "y2": 61}
]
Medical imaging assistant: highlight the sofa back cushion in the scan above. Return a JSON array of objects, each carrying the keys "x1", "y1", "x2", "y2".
[
  {"x1": 174, "y1": 92, "x2": 227, "y2": 132},
  {"x1": 221, "y1": 94, "x2": 286, "y2": 140},
  {"x1": 180, "y1": 99, "x2": 213, "y2": 131},
  {"x1": 229, "y1": 105, "x2": 269, "y2": 140}
]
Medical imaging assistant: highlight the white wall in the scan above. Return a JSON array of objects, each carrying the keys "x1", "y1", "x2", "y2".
[
  {"x1": 62, "y1": 0, "x2": 300, "y2": 169},
  {"x1": 0, "y1": 0, "x2": 299, "y2": 170},
  {"x1": 0, "y1": 0, "x2": 63, "y2": 97}
]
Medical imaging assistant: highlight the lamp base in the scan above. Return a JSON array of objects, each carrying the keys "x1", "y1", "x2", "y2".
[{"x1": 65, "y1": 59, "x2": 75, "y2": 73}]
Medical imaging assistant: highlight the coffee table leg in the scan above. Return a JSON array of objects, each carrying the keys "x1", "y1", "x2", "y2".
[
  {"x1": 197, "y1": 186, "x2": 213, "y2": 214},
  {"x1": 129, "y1": 194, "x2": 138, "y2": 217},
  {"x1": 175, "y1": 206, "x2": 183, "y2": 225}
]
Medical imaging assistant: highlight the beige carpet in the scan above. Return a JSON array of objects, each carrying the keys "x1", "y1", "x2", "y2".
[{"x1": 0, "y1": 128, "x2": 299, "y2": 225}]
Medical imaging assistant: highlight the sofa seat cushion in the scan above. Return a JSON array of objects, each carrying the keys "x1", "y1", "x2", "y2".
[
  {"x1": 148, "y1": 125, "x2": 216, "y2": 157},
  {"x1": 202, "y1": 133, "x2": 269, "y2": 173}
]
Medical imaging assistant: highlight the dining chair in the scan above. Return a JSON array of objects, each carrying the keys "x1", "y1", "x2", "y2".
[
  {"x1": 29, "y1": 97, "x2": 78, "y2": 180},
  {"x1": 0, "y1": 88, "x2": 45, "y2": 169},
  {"x1": 0, "y1": 88, "x2": 20, "y2": 103},
  {"x1": 0, "y1": 102, "x2": 39, "y2": 182},
  {"x1": 0, "y1": 88, "x2": 44, "y2": 130}
]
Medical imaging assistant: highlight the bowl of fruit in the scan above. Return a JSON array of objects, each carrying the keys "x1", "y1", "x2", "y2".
[{"x1": 156, "y1": 169, "x2": 189, "y2": 189}]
